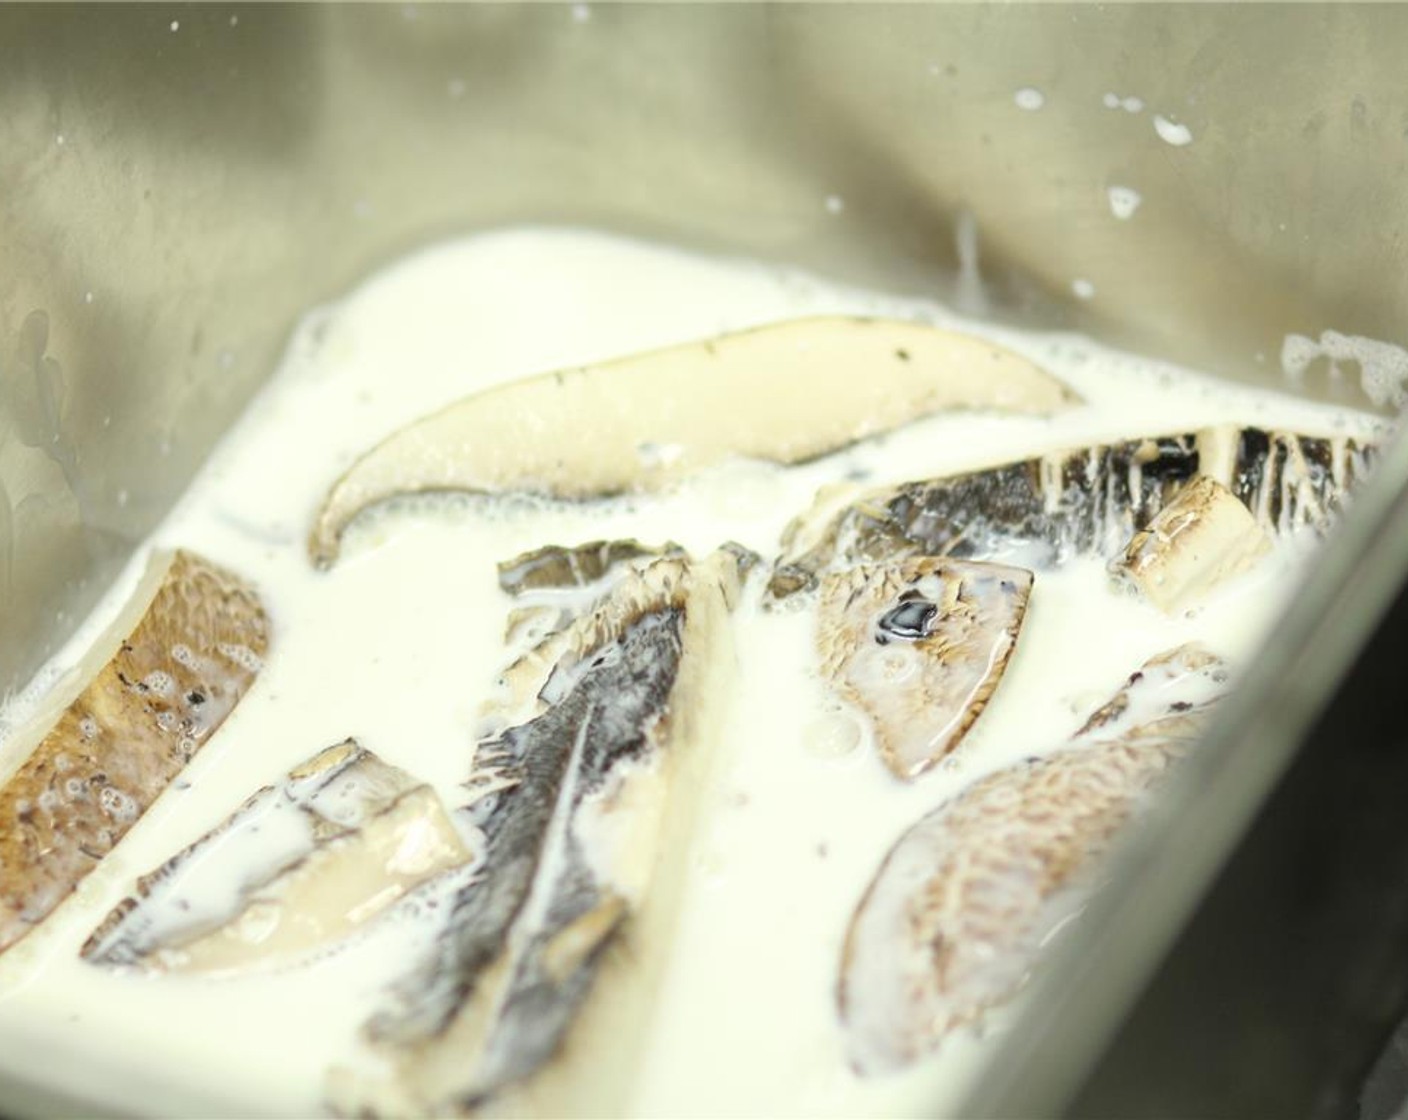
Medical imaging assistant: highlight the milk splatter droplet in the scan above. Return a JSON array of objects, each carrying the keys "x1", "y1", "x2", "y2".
[
  {"x1": 825, "y1": 195, "x2": 845, "y2": 216},
  {"x1": 1071, "y1": 279, "x2": 1096, "y2": 301},
  {"x1": 1107, "y1": 186, "x2": 1142, "y2": 221},
  {"x1": 1153, "y1": 115, "x2": 1194, "y2": 146},
  {"x1": 1014, "y1": 88, "x2": 1045, "y2": 111},
  {"x1": 954, "y1": 210, "x2": 986, "y2": 315},
  {"x1": 1102, "y1": 92, "x2": 1144, "y2": 113}
]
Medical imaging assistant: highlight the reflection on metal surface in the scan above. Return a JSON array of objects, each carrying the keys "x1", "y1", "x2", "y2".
[{"x1": 1362, "y1": 1016, "x2": 1408, "y2": 1120}]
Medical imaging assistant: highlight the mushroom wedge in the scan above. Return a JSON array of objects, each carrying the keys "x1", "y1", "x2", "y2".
[
  {"x1": 1111, "y1": 475, "x2": 1272, "y2": 613},
  {"x1": 331, "y1": 552, "x2": 738, "y2": 1117},
  {"x1": 0, "y1": 549, "x2": 267, "y2": 956},
  {"x1": 817, "y1": 558, "x2": 1034, "y2": 780},
  {"x1": 496, "y1": 538, "x2": 757, "y2": 653},
  {"x1": 839, "y1": 644, "x2": 1228, "y2": 1076},
  {"x1": 497, "y1": 539, "x2": 686, "y2": 648},
  {"x1": 771, "y1": 426, "x2": 1374, "y2": 599},
  {"x1": 497, "y1": 539, "x2": 685, "y2": 596},
  {"x1": 308, "y1": 316, "x2": 1078, "y2": 566},
  {"x1": 81, "y1": 739, "x2": 470, "y2": 974}
]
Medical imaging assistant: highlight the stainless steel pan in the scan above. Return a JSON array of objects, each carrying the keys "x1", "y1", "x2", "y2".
[{"x1": 3, "y1": 5, "x2": 1407, "y2": 1115}]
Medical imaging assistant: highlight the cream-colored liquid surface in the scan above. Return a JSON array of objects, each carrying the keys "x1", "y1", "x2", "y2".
[{"x1": 0, "y1": 229, "x2": 1387, "y2": 1118}]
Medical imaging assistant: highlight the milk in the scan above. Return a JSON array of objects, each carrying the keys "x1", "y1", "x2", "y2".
[{"x1": 0, "y1": 228, "x2": 1387, "y2": 1118}]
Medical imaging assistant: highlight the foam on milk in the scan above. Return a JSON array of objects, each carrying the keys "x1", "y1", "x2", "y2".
[{"x1": 0, "y1": 227, "x2": 1388, "y2": 1118}]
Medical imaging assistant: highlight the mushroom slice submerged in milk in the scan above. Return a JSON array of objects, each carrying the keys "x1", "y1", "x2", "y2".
[
  {"x1": 0, "y1": 549, "x2": 267, "y2": 956},
  {"x1": 771, "y1": 425, "x2": 1374, "y2": 598},
  {"x1": 81, "y1": 738, "x2": 470, "y2": 973},
  {"x1": 818, "y1": 558, "x2": 1033, "y2": 780},
  {"x1": 497, "y1": 539, "x2": 686, "y2": 647},
  {"x1": 838, "y1": 644, "x2": 1227, "y2": 1076},
  {"x1": 497, "y1": 539, "x2": 687, "y2": 596},
  {"x1": 1111, "y1": 475, "x2": 1272, "y2": 613},
  {"x1": 331, "y1": 553, "x2": 736, "y2": 1116},
  {"x1": 307, "y1": 316, "x2": 1079, "y2": 567}
]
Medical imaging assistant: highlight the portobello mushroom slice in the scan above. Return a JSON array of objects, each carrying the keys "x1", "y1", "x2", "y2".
[
  {"x1": 331, "y1": 553, "x2": 736, "y2": 1116},
  {"x1": 0, "y1": 549, "x2": 267, "y2": 956},
  {"x1": 308, "y1": 316, "x2": 1078, "y2": 567},
  {"x1": 497, "y1": 539, "x2": 685, "y2": 596},
  {"x1": 771, "y1": 426, "x2": 1373, "y2": 599},
  {"x1": 1111, "y1": 475, "x2": 1272, "y2": 613},
  {"x1": 818, "y1": 558, "x2": 1033, "y2": 780},
  {"x1": 485, "y1": 544, "x2": 750, "y2": 741},
  {"x1": 839, "y1": 644, "x2": 1227, "y2": 1076},
  {"x1": 81, "y1": 739, "x2": 470, "y2": 973},
  {"x1": 497, "y1": 539, "x2": 757, "y2": 651},
  {"x1": 498, "y1": 539, "x2": 686, "y2": 647}
]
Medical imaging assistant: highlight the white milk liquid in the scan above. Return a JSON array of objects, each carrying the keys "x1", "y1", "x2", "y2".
[{"x1": 0, "y1": 228, "x2": 1388, "y2": 1118}]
